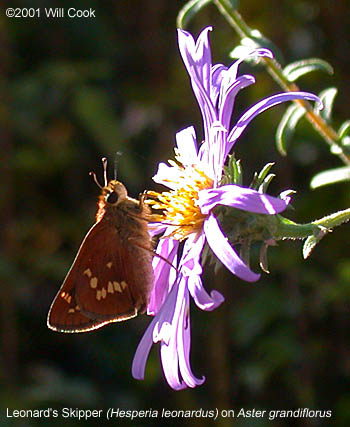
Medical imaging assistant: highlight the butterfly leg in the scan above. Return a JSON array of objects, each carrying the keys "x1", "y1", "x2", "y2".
[
  {"x1": 138, "y1": 190, "x2": 149, "y2": 211},
  {"x1": 128, "y1": 237, "x2": 178, "y2": 272}
]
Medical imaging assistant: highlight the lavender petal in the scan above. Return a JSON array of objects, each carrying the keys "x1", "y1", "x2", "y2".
[
  {"x1": 204, "y1": 214, "x2": 260, "y2": 282},
  {"x1": 198, "y1": 185, "x2": 290, "y2": 215},
  {"x1": 226, "y1": 92, "x2": 322, "y2": 155}
]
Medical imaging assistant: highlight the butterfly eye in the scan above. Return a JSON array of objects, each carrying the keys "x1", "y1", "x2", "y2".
[{"x1": 106, "y1": 191, "x2": 118, "y2": 204}]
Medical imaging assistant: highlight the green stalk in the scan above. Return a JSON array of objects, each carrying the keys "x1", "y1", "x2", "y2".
[
  {"x1": 213, "y1": 0, "x2": 350, "y2": 165},
  {"x1": 274, "y1": 208, "x2": 350, "y2": 240}
]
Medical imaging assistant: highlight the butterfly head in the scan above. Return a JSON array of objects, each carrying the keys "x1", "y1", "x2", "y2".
[
  {"x1": 95, "y1": 180, "x2": 129, "y2": 222},
  {"x1": 101, "y1": 180, "x2": 128, "y2": 206},
  {"x1": 89, "y1": 158, "x2": 128, "y2": 207}
]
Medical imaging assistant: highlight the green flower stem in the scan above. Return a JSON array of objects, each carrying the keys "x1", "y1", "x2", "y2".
[
  {"x1": 273, "y1": 216, "x2": 318, "y2": 240},
  {"x1": 212, "y1": 0, "x2": 251, "y2": 38},
  {"x1": 273, "y1": 208, "x2": 350, "y2": 240},
  {"x1": 213, "y1": 0, "x2": 350, "y2": 165}
]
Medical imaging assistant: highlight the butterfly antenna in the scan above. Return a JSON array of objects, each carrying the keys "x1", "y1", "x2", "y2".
[
  {"x1": 102, "y1": 157, "x2": 108, "y2": 186},
  {"x1": 89, "y1": 156, "x2": 108, "y2": 189},
  {"x1": 89, "y1": 171, "x2": 103, "y2": 189},
  {"x1": 114, "y1": 151, "x2": 122, "y2": 180}
]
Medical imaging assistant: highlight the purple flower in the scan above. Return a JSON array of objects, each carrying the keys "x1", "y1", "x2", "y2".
[{"x1": 132, "y1": 27, "x2": 321, "y2": 390}]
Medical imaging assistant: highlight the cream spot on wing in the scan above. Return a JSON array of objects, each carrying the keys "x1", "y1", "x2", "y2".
[
  {"x1": 75, "y1": 305, "x2": 80, "y2": 311},
  {"x1": 62, "y1": 293, "x2": 71, "y2": 304},
  {"x1": 106, "y1": 262, "x2": 113, "y2": 269},
  {"x1": 68, "y1": 308, "x2": 75, "y2": 314},
  {"x1": 83, "y1": 268, "x2": 92, "y2": 277},
  {"x1": 108, "y1": 281, "x2": 114, "y2": 294},
  {"x1": 101, "y1": 287, "x2": 107, "y2": 299},
  {"x1": 96, "y1": 290, "x2": 102, "y2": 301},
  {"x1": 90, "y1": 277, "x2": 98, "y2": 288},
  {"x1": 113, "y1": 281, "x2": 122, "y2": 293},
  {"x1": 121, "y1": 280, "x2": 128, "y2": 290}
]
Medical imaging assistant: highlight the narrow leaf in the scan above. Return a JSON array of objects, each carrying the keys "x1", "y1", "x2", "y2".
[
  {"x1": 317, "y1": 87, "x2": 337, "y2": 122},
  {"x1": 276, "y1": 104, "x2": 306, "y2": 155},
  {"x1": 259, "y1": 173, "x2": 276, "y2": 193},
  {"x1": 310, "y1": 166, "x2": 350, "y2": 189},
  {"x1": 249, "y1": 172, "x2": 259, "y2": 189},
  {"x1": 223, "y1": 155, "x2": 243, "y2": 185},
  {"x1": 229, "y1": 156, "x2": 243, "y2": 185},
  {"x1": 259, "y1": 241, "x2": 275, "y2": 273},
  {"x1": 250, "y1": 162, "x2": 274, "y2": 190},
  {"x1": 338, "y1": 120, "x2": 350, "y2": 140},
  {"x1": 176, "y1": 0, "x2": 212, "y2": 29},
  {"x1": 283, "y1": 58, "x2": 333, "y2": 82},
  {"x1": 257, "y1": 162, "x2": 275, "y2": 183},
  {"x1": 230, "y1": 30, "x2": 283, "y2": 63},
  {"x1": 303, "y1": 234, "x2": 322, "y2": 259},
  {"x1": 313, "y1": 208, "x2": 350, "y2": 229}
]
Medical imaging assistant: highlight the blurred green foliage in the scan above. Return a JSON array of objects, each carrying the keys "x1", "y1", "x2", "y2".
[{"x1": 0, "y1": 0, "x2": 349, "y2": 426}]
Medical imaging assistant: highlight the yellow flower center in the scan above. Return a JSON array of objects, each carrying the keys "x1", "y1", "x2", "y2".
[{"x1": 147, "y1": 160, "x2": 214, "y2": 240}]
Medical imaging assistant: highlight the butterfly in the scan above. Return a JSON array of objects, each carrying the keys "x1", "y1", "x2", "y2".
[{"x1": 47, "y1": 159, "x2": 154, "y2": 333}]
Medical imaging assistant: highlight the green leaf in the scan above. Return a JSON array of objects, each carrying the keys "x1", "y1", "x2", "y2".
[
  {"x1": 276, "y1": 104, "x2": 306, "y2": 155},
  {"x1": 228, "y1": 155, "x2": 243, "y2": 185},
  {"x1": 230, "y1": 30, "x2": 283, "y2": 63},
  {"x1": 259, "y1": 173, "x2": 276, "y2": 193},
  {"x1": 283, "y1": 58, "x2": 333, "y2": 82},
  {"x1": 228, "y1": 0, "x2": 239, "y2": 6},
  {"x1": 257, "y1": 162, "x2": 275, "y2": 181},
  {"x1": 222, "y1": 155, "x2": 244, "y2": 185},
  {"x1": 176, "y1": 0, "x2": 212, "y2": 29},
  {"x1": 317, "y1": 87, "x2": 337, "y2": 122},
  {"x1": 303, "y1": 230, "x2": 326, "y2": 259},
  {"x1": 303, "y1": 236, "x2": 316, "y2": 259},
  {"x1": 310, "y1": 166, "x2": 350, "y2": 189},
  {"x1": 259, "y1": 242, "x2": 270, "y2": 273},
  {"x1": 339, "y1": 121, "x2": 350, "y2": 155},
  {"x1": 338, "y1": 120, "x2": 350, "y2": 140},
  {"x1": 249, "y1": 163, "x2": 276, "y2": 192},
  {"x1": 313, "y1": 208, "x2": 350, "y2": 229}
]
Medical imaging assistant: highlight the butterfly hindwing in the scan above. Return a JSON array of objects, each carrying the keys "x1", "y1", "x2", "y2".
[
  {"x1": 46, "y1": 281, "x2": 104, "y2": 332},
  {"x1": 47, "y1": 220, "x2": 139, "y2": 333}
]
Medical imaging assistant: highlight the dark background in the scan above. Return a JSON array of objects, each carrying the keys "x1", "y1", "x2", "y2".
[{"x1": 0, "y1": 1, "x2": 349, "y2": 426}]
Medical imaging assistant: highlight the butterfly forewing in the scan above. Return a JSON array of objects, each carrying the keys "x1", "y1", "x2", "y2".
[
  {"x1": 74, "y1": 221, "x2": 142, "y2": 319},
  {"x1": 47, "y1": 283, "x2": 106, "y2": 332}
]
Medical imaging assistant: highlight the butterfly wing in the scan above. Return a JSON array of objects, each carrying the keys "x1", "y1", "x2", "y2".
[
  {"x1": 47, "y1": 279, "x2": 101, "y2": 333},
  {"x1": 47, "y1": 219, "x2": 150, "y2": 333}
]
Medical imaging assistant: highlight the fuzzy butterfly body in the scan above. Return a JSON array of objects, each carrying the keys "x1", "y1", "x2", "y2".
[{"x1": 47, "y1": 180, "x2": 154, "y2": 333}]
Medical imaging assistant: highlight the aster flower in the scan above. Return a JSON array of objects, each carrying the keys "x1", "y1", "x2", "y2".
[{"x1": 132, "y1": 27, "x2": 321, "y2": 390}]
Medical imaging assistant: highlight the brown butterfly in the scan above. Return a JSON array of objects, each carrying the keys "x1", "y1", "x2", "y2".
[{"x1": 47, "y1": 159, "x2": 154, "y2": 333}]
